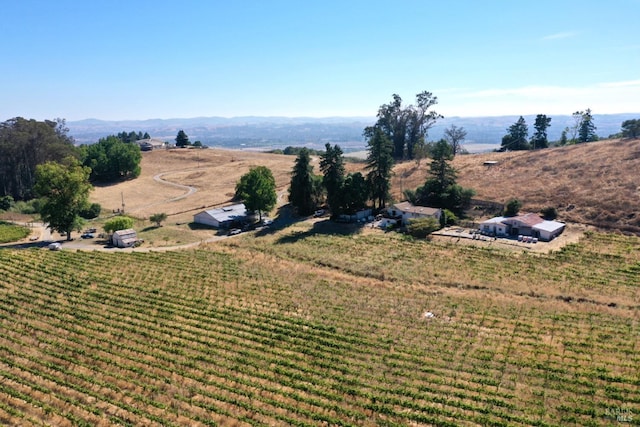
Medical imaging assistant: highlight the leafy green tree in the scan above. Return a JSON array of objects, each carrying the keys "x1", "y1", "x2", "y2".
[
  {"x1": 235, "y1": 166, "x2": 277, "y2": 221},
  {"x1": 363, "y1": 127, "x2": 394, "y2": 210},
  {"x1": 443, "y1": 124, "x2": 467, "y2": 156},
  {"x1": 319, "y1": 143, "x2": 345, "y2": 215},
  {"x1": 288, "y1": 148, "x2": 316, "y2": 216},
  {"x1": 104, "y1": 216, "x2": 135, "y2": 233},
  {"x1": 405, "y1": 92, "x2": 443, "y2": 160},
  {"x1": 531, "y1": 114, "x2": 551, "y2": 149},
  {"x1": 150, "y1": 212, "x2": 168, "y2": 227},
  {"x1": 34, "y1": 158, "x2": 93, "y2": 241},
  {"x1": 621, "y1": 119, "x2": 639, "y2": 139},
  {"x1": 80, "y1": 135, "x2": 141, "y2": 182},
  {"x1": 175, "y1": 130, "x2": 190, "y2": 147},
  {"x1": 143, "y1": 132, "x2": 151, "y2": 139},
  {"x1": 373, "y1": 91, "x2": 442, "y2": 160},
  {"x1": 406, "y1": 217, "x2": 440, "y2": 238},
  {"x1": 79, "y1": 202, "x2": 101, "y2": 219},
  {"x1": 503, "y1": 198, "x2": 522, "y2": 217},
  {"x1": 0, "y1": 117, "x2": 78, "y2": 200},
  {"x1": 500, "y1": 116, "x2": 529, "y2": 151},
  {"x1": 193, "y1": 140, "x2": 203, "y2": 148},
  {"x1": 577, "y1": 109, "x2": 598, "y2": 143}
]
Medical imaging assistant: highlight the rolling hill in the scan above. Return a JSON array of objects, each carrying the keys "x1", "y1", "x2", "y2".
[{"x1": 393, "y1": 138, "x2": 640, "y2": 233}]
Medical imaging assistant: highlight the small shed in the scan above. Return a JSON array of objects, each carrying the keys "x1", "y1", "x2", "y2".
[
  {"x1": 194, "y1": 203, "x2": 248, "y2": 229},
  {"x1": 112, "y1": 228, "x2": 138, "y2": 248}
]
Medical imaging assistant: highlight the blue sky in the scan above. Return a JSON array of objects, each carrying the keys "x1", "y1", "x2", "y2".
[{"x1": 3, "y1": 0, "x2": 639, "y2": 121}]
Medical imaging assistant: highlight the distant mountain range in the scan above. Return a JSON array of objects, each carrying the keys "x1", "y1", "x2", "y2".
[{"x1": 67, "y1": 113, "x2": 639, "y2": 153}]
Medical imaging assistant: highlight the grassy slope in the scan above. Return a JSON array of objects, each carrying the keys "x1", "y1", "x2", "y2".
[
  {"x1": 0, "y1": 223, "x2": 638, "y2": 426},
  {"x1": 393, "y1": 138, "x2": 640, "y2": 233}
]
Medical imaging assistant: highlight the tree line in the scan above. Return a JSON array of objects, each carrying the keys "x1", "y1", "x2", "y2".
[
  {"x1": 283, "y1": 92, "x2": 475, "y2": 223},
  {"x1": 498, "y1": 109, "x2": 608, "y2": 151}
]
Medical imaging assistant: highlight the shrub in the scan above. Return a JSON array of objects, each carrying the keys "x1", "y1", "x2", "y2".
[
  {"x1": 80, "y1": 203, "x2": 102, "y2": 219},
  {"x1": 442, "y1": 209, "x2": 458, "y2": 226},
  {"x1": 503, "y1": 199, "x2": 521, "y2": 217},
  {"x1": 150, "y1": 213, "x2": 167, "y2": 227},
  {"x1": 540, "y1": 206, "x2": 558, "y2": 220},
  {"x1": 406, "y1": 217, "x2": 440, "y2": 238},
  {"x1": 104, "y1": 216, "x2": 135, "y2": 233},
  {"x1": 0, "y1": 195, "x2": 13, "y2": 211}
]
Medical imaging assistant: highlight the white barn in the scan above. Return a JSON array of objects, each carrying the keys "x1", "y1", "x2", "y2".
[
  {"x1": 194, "y1": 203, "x2": 248, "y2": 229},
  {"x1": 112, "y1": 228, "x2": 138, "y2": 248},
  {"x1": 480, "y1": 213, "x2": 565, "y2": 241}
]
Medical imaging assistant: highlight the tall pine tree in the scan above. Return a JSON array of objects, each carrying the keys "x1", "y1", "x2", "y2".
[
  {"x1": 288, "y1": 148, "x2": 316, "y2": 216},
  {"x1": 531, "y1": 114, "x2": 551, "y2": 149},
  {"x1": 364, "y1": 126, "x2": 394, "y2": 210},
  {"x1": 319, "y1": 143, "x2": 345, "y2": 216}
]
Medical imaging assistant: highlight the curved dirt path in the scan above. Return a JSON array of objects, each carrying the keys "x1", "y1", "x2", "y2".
[{"x1": 125, "y1": 171, "x2": 198, "y2": 214}]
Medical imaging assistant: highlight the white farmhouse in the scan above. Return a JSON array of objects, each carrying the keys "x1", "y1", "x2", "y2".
[{"x1": 387, "y1": 202, "x2": 442, "y2": 226}]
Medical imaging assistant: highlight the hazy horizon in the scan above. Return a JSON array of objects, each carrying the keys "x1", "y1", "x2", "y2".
[{"x1": 3, "y1": 1, "x2": 639, "y2": 122}]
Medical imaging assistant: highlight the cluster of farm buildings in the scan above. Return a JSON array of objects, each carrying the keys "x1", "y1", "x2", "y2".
[{"x1": 193, "y1": 201, "x2": 565, "y2": 242}]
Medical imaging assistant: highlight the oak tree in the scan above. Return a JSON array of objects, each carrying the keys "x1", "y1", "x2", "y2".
[
  {"x1": 34, "y1": 158, "x2": 93, "y2": 241},
  {"x1": 235, "y1": 166, "x2": 277, "y2": 221}
]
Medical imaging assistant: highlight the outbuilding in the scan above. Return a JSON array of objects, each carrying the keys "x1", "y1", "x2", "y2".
[
  {"x1": 480, "y1": 213, "x2": 565, "y2": 241},
  {"x1": 112, "y1": 228, "x2": 138, "y2": 248},
  {"x1": 193, "y1": 203, "x2": 248, "y2": 229}
]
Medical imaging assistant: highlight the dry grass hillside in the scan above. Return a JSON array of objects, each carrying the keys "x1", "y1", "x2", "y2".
[
  {"x1": 393, "y1": 138, "x2": 640, "y2": 233},
  {"x1": 92, "y1": 148, "x2": 297, "y2": 223},
  {"x1": 91, "y1": 139, "x2": 639, "y2": 234}
]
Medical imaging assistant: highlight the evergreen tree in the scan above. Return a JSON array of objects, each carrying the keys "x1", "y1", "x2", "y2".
[
  {"x1": 414, "y1": 140, "x2": 475, "y2": 216},
  {"x1": 0, "y1": 117, "x2": 78, "y2": 200},
  {"x1": 288, "y1": 148, "x2": 316, "y2": 216},
  {"x1": 175, "y1": 130, "x2": 190, "y2": 147},
  {"x1": 319, "y1": 143, "x2": 345, "y2": 215},
  {"x1": 531, "y1": 114, "x2": 551, "y2": 149},
  {"x1": 500, "y1": 116, "x2": 529, "y2": 151},
  {"x1": 621, "y1": 119, "x2": 640, "y2": 139},
  {"x1": 577, "y1": 109, "x2": 597, "y2": 143},
  {"x1": 559, "y1": 127, "x2": 569, "y2": 146},
  {"x1": 341, "y1": 172, "x2": 368, "y2": 214},
  {"x1": 363, "y1": 126, "x2": 394, "y2": 210}
]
